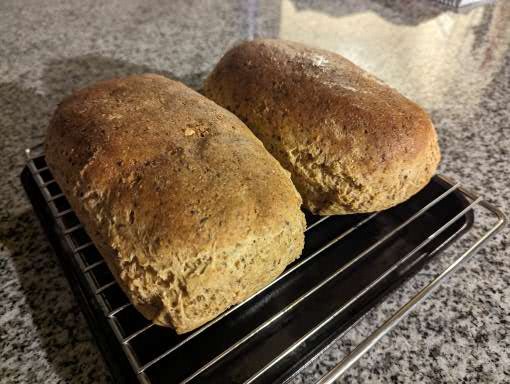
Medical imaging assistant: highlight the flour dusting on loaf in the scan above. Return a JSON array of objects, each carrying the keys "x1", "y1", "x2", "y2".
[
  {"x1": 204, "y1": 39, "x2": 441, "y2": 214},
  {"x1": 45, "y1": 74, "x2": 305, "y2": 333}
]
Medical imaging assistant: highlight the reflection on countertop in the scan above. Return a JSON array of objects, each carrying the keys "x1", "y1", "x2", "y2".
[
  {"x1": 279, "y1": 0, "x2": 509, "y2": 111},
  {"x1": 0, "y1": 1, "x2": 508, "y2": 384}
]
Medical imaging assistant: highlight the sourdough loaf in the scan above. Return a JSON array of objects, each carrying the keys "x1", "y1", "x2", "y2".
[
  {"x1": 45, "y1": 74, "x2": 305, "y2": 334},
  {"x1": 204, "y1": 39, "x2": 441, "y2": 215}
]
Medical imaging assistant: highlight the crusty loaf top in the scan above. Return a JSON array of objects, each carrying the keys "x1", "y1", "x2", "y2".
[
  {"x1": 45, "y1": 74, "x2": 303, "y2": 270},
  {"x1": 204, "y1": 38, "x2": 438, "y2": 178}
]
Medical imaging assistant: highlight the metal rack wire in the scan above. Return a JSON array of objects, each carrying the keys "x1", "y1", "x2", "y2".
[{"x1": 24, "y1": 144, "x2": 506, "y2": 384}]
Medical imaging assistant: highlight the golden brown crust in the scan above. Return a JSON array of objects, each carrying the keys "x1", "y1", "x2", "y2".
[
  {"x1": 45, "y1": 74, "x2": 305, "y2": 333},
  {"x1": 204, "y1": 39, "x2": 441, "y2": 214}
]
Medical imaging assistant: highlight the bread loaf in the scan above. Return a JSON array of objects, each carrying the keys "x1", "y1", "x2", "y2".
[
  {"x1": 204, "y1": 39, "x2": 441, "y2": 215},
  {"x1": 45, "y1": 74, "x2": 305, "y2": 334}
]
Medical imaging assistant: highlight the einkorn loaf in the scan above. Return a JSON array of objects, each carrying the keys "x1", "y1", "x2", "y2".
[
  {"x1": 204, "y1": 39, "x2": 441, "y2": 215},
  {"x1": 45, "y1": 74, "x2": 305, "y2": 334}
]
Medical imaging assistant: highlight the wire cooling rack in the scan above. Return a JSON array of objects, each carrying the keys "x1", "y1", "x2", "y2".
[{"x1": 22, "y1": 144, "x2": 505, "y2": 384}]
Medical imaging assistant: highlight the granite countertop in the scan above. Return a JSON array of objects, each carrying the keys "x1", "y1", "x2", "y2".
[{"x1": 1, "y1": 1, "x2": 509, "y2": 383}]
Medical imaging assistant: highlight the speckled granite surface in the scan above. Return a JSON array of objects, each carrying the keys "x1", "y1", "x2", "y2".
[{"x1": 0, "y1": 1, "x2": 508, "y2": 383}]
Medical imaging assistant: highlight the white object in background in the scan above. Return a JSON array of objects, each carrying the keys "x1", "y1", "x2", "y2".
[{"x1": 436, "y1": 0, "x2": 495, "y2": 8}]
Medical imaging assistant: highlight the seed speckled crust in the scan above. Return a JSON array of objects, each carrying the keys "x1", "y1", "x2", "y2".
[
  {"x1": 204, "y1": 39, "x2": 441, "y2": 215},
  {"x1": 45, "y1": 74, "x2": 305, "y2": 334}
]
